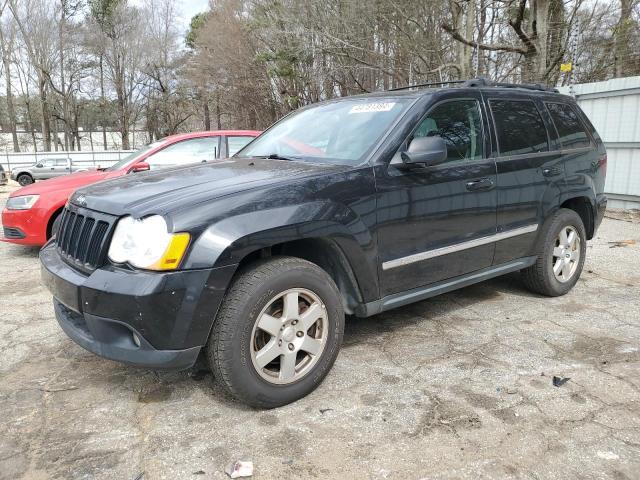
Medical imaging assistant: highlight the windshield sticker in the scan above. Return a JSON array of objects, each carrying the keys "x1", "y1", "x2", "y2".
[{"x1": 349, "y1": 102, "x2": 396, "y2": 114}]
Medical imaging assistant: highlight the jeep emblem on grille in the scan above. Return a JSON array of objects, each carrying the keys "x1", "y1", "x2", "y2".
[{"x1": 74, "y1": 194, "x2": 86, "y2": 207}]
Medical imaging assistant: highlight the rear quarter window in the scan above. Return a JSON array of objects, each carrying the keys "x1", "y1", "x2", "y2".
[
  {"x1": 490, "y1": 99, "x2": 550, "y2": 156},
  {"x1": 546, "y1": 102, "x2": 591, "y2": 149}
]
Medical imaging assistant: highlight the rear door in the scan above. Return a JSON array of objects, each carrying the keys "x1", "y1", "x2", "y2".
[
  {"x1": 54, "y1": 158, "x2": 71, "y2": 177},
  {"x1": 484, "y1": 92, "x2": 563, "y2": 264}
]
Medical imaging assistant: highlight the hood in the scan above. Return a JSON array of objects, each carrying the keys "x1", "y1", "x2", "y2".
[
  {"x1": 73, "y1": 157, "x2": 347, "y2": 217},
  {"x1": 9, "y1": 169, "x2": 115, "y2": 196}
]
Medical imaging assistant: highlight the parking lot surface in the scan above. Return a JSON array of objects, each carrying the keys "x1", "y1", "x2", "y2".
[{"x1": 1, "y1": 182, "x2": 639, "y2": 480}]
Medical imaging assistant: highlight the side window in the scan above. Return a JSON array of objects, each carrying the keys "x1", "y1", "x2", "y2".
[
  {"x1": 55, "y1": 159, "x2": 68, "y2": 166},
  {"x1": 228, "y1": 136, "x2": 254, "y2": 156},
  {"x1": 42, "y1": 159, "x2": 55, "y2": 167},
  {"x1": 146, "y1": 137, "x2": 219, "y2": 170},
  {"x1": 408, "y1": 100, "x2": 484, "y2": 162},
  {"x1": 490, "y1": 100, "x2": 549, "y2": 156},
  {"x1": 546, "y1": 103, "x2": 591, "y2": 149}
]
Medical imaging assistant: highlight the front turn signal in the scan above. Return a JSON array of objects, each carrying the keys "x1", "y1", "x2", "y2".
[{"x1": 149, "y1": 233, "x2": 191, "y2": 271}]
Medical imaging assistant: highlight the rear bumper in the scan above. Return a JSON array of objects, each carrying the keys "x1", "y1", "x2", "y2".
[
  {"x1": 40, "y1": 242, "x2": 237, "y2": 369},
  {"x1": 594, "y1": 194, "x2": 607, "y2": 234}
]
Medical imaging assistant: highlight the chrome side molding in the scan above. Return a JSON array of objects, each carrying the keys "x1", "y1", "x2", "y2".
[{"x1": 382, "y1": 223, "x2": 539, "y2": 270}]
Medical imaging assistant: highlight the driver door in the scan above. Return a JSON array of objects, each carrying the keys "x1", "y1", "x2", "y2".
[
  {"x1": 375, "y1": 94, "x2": 498, "y2": 296},
  {"x1": 36, "y1": 159, "x2": 55, "y2": 179}
]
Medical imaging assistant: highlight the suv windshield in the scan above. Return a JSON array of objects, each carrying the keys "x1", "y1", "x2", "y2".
[
  {"x1": 237, "y1": 97, "x2": 413, "y2": 165},
  {"x1": 105, "y1": 141, "x2": 165, "y2": 171}
]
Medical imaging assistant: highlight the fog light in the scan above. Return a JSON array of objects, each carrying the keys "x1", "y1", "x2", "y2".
[{"x1": 132, "y1": 332, "x2": 141, "y2": 347}]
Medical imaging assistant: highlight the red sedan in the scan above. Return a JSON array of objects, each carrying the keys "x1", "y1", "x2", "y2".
[{"x1": 1, "y1": 130, "x2": 260, "y2": 246}]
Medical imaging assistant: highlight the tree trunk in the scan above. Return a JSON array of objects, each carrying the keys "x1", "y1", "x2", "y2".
[
  {"x1": 25, "y1": 97, "x2": 37, "y2": 152},
  {"x1": 533, "y1": 0, "x2": 550, "y2": 82},
  {"x1": 59, "y1": 9, "x2": 70, "y2": 151},
  {"x1": 39, "y1": 77, "x2": 52, "y2": 151},
  {"x1": 215, "y1": 95, "x2": 222, "y2": 129},
  {"x1": 116, "y1": 84, "x2": 130, "y2": 150},
  {"x1": 463, "y1": 0, "x2": 475, "y2": 78},
  {"x1": 4, "y1": 59, "x2": 20, "y2": 152},
  {"x1": 476, "y1": 0, "x2": 487, "y2": 77},
  {"x1": 52, "y1": 114, "x2": 59, "y2": 151},
  {"x1": 203, "y1": 100, "x2": 211, "y2": 130},
  {"x1": 615, "y1": 0, "x2": 633, "y2": 77},
  {"x1": 99, "y1": 54, "x2": 108, "y2": 150}
]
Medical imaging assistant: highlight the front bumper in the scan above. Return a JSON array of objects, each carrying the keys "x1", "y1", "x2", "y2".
[
  {"x1": 53, "y1": 299, "x2": 201, "y2": 369},
  {"x1": 40, "y1": 242, "x2": 237, "y2": 369},
  {"x1": 1, "y1": 207, "x2": 49, "y2": 246}
]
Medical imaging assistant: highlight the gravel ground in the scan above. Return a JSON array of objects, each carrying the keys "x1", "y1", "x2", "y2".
[{"x1": 1, "y1": 181, "x2": 639, "y2": 480}]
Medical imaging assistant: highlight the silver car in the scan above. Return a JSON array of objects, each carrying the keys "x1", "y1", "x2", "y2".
[
  {"x1": 0, "y1": 164, "x2": 7, "y2": 186},
  {"x1": 10, "y1": 158, "x2": 90, "y2": 186}
]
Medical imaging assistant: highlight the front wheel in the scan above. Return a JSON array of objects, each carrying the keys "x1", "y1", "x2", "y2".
[
  {"x1": 17, "y1": 174, "x2": 33, "y2": 186},
  {"x1": 521, "y1": 208, "x2": 587, "y2": 296},
  {"x1": 207, "y1": 256, "x2": 344, "y2": 408}
]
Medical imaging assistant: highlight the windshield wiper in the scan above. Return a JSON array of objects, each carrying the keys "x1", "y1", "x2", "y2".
[{"x1": 258, "y1": 153, "x2": 298, "y2": 161}]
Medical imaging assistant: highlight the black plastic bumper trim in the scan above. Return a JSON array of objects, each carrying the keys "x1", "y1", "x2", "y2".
[{"x1": 54, "y1": 299, "x2": 201, "y2": 370}]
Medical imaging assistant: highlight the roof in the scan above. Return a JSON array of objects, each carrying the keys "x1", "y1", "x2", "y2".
[{"x1": 342, "y1": 78, "x2": 565, "y2": 100}]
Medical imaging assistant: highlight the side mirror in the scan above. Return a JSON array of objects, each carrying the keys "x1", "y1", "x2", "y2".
[
  {"x1": 36, "y1": 163, "x2": 43, "y2": 168},
  {"x1": 130, "y1": 161, "x2": 150, "y2": 173},
  {"x1": 401, "y1": 136, "x2": 448, "y2": 166}
]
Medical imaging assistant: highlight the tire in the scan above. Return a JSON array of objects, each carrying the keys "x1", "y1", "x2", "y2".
[
  {"x1": 49, "y1": 212, "x2": 63, "y2": 240},
  {"x1": 207, "y1": 256, "x2": 344, "y2": 408},
  {"x1": 521, "y1": 208, "x2": 587, "y2": 296},
  {"x1": 17, "y1": 173, "x2": 34, "y2": 186}
]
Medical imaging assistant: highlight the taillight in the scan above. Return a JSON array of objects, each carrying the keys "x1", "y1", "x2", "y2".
[{"x1": 599, "y1": 154, "x2": 607, "y2": 176}]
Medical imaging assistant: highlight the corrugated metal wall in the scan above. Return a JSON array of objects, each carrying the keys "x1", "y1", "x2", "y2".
[{"x1": 558, "y1": 77, "x2": 640, "y2": 209}]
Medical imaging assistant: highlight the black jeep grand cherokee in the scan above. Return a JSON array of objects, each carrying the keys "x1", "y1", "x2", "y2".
[{"x1": 41, "y1": 79, "x2": 607, "y2": 407}]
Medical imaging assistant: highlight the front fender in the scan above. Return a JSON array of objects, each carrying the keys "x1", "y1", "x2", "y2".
[{"x1": 182, "y1": 200, "x2": 378, "y2": 300}]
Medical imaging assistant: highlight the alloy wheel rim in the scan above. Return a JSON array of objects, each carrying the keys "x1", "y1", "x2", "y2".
[
  {"x1": 250, "y1": 288, "x2": 328, "y2": 385},
  {"x1": 552, "y1": 225, "x2": 580, "y2": 283}
]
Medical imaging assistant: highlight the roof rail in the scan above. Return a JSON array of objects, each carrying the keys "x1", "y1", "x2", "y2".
[
  {"x1": 388, "y1": 80, "x2": 467, "y2": 91},
  {"x1": 387, "y1": 77, "x2": 558, "y2": 93},
  {"x1": 464, "y1": 77, "x2": 559, "y2": 92}
]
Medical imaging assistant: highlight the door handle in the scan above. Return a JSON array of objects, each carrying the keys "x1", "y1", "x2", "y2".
[
  {"x1": 466, "y1": 178, "x2": 494, "y2": 191},
  {"x1": 542, "y1": 166, "x2": 562, "y2": 177}
]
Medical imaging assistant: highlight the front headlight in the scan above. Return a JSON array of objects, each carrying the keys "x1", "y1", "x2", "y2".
[
  {"x1": 6, "y1": 195, "x2": 40, "y2": 210},
  {"x1": 108, "y1": 215, "x2": 190, "y2": 271}
]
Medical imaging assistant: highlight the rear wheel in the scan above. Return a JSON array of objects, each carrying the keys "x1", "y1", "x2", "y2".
[
  {"x1": 521, "y1": 208, "x2": 587, "y2": 296},
  {"x1": 17, "y1": 173, "x2": 33, "y2": 186},
  {"x1": 207, "y1": 256, "x2": 344, "y2": 408}
]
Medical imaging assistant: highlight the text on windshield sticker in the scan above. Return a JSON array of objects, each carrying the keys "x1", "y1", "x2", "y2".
[{"x1": 349, "y1": 102, "x2": 396, "y2": 114}]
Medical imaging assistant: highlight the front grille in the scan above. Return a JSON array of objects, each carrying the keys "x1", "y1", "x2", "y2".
[{"x1": 56, "y1": 206, "x2": 116, "y2": 273}]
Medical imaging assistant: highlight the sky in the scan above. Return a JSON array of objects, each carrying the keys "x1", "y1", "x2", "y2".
[
  {"x1": 129, "y1": 0, "x2": 210, "y2": 33},
  {"x1": 178, "y1": 0, "x2": 210, "y2": 31}
]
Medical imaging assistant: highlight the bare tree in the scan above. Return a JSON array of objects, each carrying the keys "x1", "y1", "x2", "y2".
[{"x1": 0, "y1": 2, "x2": 20, "y2": 151}]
